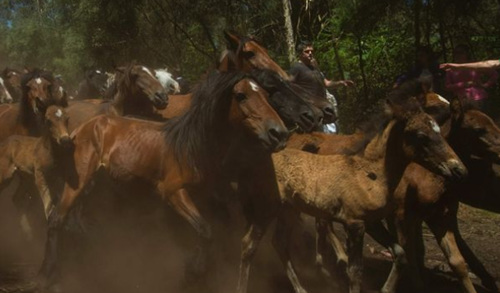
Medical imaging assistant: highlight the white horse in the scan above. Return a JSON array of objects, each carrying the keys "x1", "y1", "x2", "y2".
[
  {"x1": 0, "y1": 77, "x2": 13, "y2": 104},
  {"x1": 154, "y1": 68, "x2": 180, "y2": 94}
]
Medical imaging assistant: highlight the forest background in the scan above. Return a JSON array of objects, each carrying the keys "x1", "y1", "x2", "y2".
[{"x1": 0, "y1": 0, "x2": 499, "y2": 132}]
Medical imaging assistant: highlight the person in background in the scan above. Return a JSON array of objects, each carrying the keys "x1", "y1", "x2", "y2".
[
  {"x1": 441, "y1": 59, "x2": 500, "y2": 70},
  {"x1": 290, "y1": 41, "x2": 354, "y2": 133},
  {"x1": 394, "y1": 45, "x2": 444, "y2": 92},
  {"x1": 445, "y1": 44, "x2": 498, "y2": 109}
]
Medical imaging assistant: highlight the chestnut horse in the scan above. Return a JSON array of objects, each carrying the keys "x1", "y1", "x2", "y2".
[
  {"x1": 38, "y1": 71, "x2": 288, "y2": 289},
  {"x1": 75, "y1": 69, "x2": 109, "y2": 100},
  {"x1": 65, "y1": 63, "x2": 168, "y2": 131},
  {"x1": 1, "y1": 67, "x2": 22, "y2": 102},
  {"x1": 0, "y1": 69, "x2": 68, "y2": 142},
  {"x1": 0, "y1": 105, "x2": 72, "y2": 221},
  {"x1": 235, "y1": 88, "x2": 466, "y2": 293}
]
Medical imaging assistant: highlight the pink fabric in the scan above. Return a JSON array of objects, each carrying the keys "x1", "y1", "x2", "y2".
[{"x1": 445, "y1": 68, "x2": 498, "y2": 101}]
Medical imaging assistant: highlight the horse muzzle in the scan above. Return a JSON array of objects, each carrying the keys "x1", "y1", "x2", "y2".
[
  {"x1": 438, "y1": 159, "x2": 468, "y2": 180},
  {"x1": 58, "y1": 135, "x2": 74, "y2": 148},
  {"x1": 261, "y1": 121, "x2": 289, "y2": 152},
  {"x1": 151, "y1": 92, "x2": 168, "y2": 110}
]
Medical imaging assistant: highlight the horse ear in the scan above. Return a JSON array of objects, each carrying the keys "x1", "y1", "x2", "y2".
[
  {"x1": 224, "y1": 31, "x2": 240, "y2": 51},
  {"x1": 450, "y1": 97, "x2": 464, "y2": 121}
]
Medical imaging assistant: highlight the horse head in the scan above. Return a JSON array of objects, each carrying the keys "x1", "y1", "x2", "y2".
[
  {"x1": 44, "y1": 105, "x2": 72, "y2": 148},
  {"x1": 388, "y1": 95, "x2": 467, "y2": 180},
  {"x1": 115, "y1": 64, "x2": 168, "y2": 110},
  {"x1": 22, "y1": 73, "x2": 53, "y2": 115},
  {"x1": 250, "y1": 69, "x2": 317, "y2": 132},
  {"x1": 448, "y1": 97, "x2": 500, "y2": 163},
  {"x1": 230, "y1": 76, "x2": 289, "y2": 151},
  {"x1": 221, "y1": 31, "x2": 290, "y2": 81},
  {"x1": 85, "y1": 69, "x2": 109, "y2": 95},
  {"x1": 155, "y1": 68, "x2": 180, "y2": 94}
]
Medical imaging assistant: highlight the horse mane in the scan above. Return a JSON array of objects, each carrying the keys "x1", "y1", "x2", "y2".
[
  {"x1": 104, "y1": 63, "x2": 135, "y2": 100},
  {"x1": 341, "y1": 81, "x2": 427, "y2": 156},
  {"x1": 163, "y1": 71, "x2": 247, "y2": 178}
]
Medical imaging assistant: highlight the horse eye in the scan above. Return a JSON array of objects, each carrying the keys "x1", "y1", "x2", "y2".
[
  {"x1": 243, "y1": 51, "x2": 255, "y2": 59},
  {"x1": 235, "y1": 93, "x2": 247, "y2": 102}
]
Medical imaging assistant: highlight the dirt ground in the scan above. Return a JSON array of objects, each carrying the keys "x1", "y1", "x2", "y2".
[{"x1": 0, "y1": 180, "x2": 499, "y2": 293}]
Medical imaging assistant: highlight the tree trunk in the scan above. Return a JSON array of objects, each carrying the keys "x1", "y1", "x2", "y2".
[
  {"x1": 356, "y1": 34, "x2": 368, "y2": 100},
  {"x1": 332, "y1": 37, "x2": 345, "y2": 80},
  {"x1": 436, "y1": 1, "x2": 447, "y2": 62},
  {"x1": 414, "y1": 0, "x2": 422, "y2": 50},
  {"x1": 282, "y1": 0, "x2": 296, "y2": 65}
]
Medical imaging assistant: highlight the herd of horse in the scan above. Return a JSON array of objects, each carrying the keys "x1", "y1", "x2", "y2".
[{"x1": 0, "y1": 31, "x2": 499, "y2": 293}]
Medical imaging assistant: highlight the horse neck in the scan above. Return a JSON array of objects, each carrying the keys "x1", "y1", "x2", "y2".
[
  {"x1": 363, "y1": 120, "x2": 409, "y2": 190},
  {"x1": 18, "y1": 106, "x2": 43, "y2": 136},
  {"x1": 111, "y1": 82, "x2": 154, "y2": 118}
]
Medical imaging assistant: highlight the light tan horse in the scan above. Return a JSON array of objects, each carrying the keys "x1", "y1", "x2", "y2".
[{"x1": 236, "y1": 93, "x2": 466, "y2": 293}]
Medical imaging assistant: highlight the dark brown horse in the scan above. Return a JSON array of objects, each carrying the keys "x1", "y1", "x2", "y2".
[
  {"x1": 38, "y1": 71, "x2": 288, "y2": 290},
  {"x1": 160, "y1": 31, "x2": 325, "y2": 130},
  {"x1": 75, "y1": 69, "x2": 108, "y2": 100},
  {"x1": 64, "y1": 63, "x2": 168, "y2": 131},
  {"x1": 235, "y1": 87, "x2": 466, "y2": 293},
  {"x1": 0, "y1": 69, "x2": 68, "y2": 142},
  {"x1": 1, "y1": 67, "x2": 22, "y2": 102}
]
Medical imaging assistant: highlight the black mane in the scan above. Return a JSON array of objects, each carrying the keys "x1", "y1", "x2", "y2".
[{"x1": 163, "y1": 71, "x2": 247, "y2": 178}]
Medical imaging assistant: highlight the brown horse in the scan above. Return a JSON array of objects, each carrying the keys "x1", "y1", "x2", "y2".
[
  {"x1": 1, "y1": 67, "x2": 22, "y2": 102},
  {"x1": 390, "y1": 98, "x2": 500, "y2": 293},
  {"x1": 235, "y1": 89, "x2": 467, "y2": 293},
  {"x1": 37, "y1": 71, "x2": 288, "y2": 289},
  {"x1": 0, "y1": 69, "x2": 68, "y2": 142},
  {"x1": 64, "y1": 63, "x2": 168, "y2": 131},
  {"x1": 0, "y1": 105, "x2": 72, "y2": 220},
  {"x1": 303, "y1": 96, "x2": 500, "y2": 293}
]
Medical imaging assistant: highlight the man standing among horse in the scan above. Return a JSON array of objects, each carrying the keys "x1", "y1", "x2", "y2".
[{"x1": 289, "y1": 41, "x2": 354, "y2": 133}]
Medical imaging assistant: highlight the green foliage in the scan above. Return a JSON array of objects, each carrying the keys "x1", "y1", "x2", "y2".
[{"x1": 0, "y1": 0, "x2": 499, "y2": 131}]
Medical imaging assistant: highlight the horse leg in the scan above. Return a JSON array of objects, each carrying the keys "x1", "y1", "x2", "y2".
[
  {"x1": 345, "y1": 220, "x2": 365, "y2": 293},
  {"x1": 452, "y1": 212, "x2": 498, "y2": 291},
  {"x1": 34, "y1": 169, "x2": 54, "y2": 219},
  {"x1": 315, "y1": 219, "x2": 348, "y2": 277},
  {"x1": 272, "y1": 206, "x2": 308, "y2": 293},
  {"x1": 166, "y1": 188, "x2": 212, "y2": 278},
  {"x1": 366, "y1": 221, "x2": 405, "y2": 293},
  {"x1": 38, "y1": 183, "x2": 82, "y2": 290},
  {"x1": 425, "y1": 202, "x2": 477, "y2": 293}
]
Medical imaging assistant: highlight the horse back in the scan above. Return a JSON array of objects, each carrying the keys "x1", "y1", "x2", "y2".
[
  {"x1": 157, "y1": 94, "x2": 192, "y2": 119},
  {"x1": 72, "y1": 115, "x2": 168, "y2": 184},
  {"x1": 66, "y1": 100, "x2": 112, "y2": 132}
]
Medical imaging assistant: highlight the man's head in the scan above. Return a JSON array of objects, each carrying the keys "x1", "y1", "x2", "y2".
[{"x1": 297, "y1": 41, "x2": 314, "y2": 66}]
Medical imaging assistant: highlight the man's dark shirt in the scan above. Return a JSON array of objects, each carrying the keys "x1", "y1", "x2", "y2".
[{"x1": 289, "y1": 62, "x2": 326, "y2": 98}]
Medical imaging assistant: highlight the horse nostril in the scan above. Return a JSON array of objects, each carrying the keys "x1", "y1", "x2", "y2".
[
  {"x1": 300, "y1": 111, "x2": 316, "y2": 126},
  {"x1": 323, "y1": 106, "x2": 335, "y2": 119}
]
